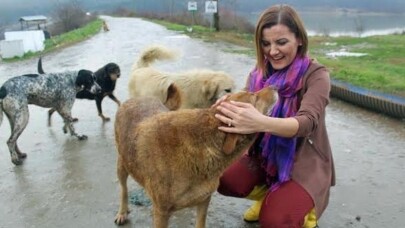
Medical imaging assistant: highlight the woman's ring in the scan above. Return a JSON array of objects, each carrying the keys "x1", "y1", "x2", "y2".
[{"x1": 228, "y1": 121, "x2": 232, "y2": 127}]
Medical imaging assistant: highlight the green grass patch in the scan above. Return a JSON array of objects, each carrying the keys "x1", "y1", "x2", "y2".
[
  {"x1": 3, "y1": 19, "x2": 103, "y2": 62},
  {"x1": 310, "y1": 35, "x2": 405, "y2": 97},
  {"x1": 151, "y1": 19, "x2": 210, "y2": 33}
]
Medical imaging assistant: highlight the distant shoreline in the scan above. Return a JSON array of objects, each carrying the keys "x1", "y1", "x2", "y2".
[
  {"x1": 297, "y1": 7, "x2": 405, "y2": 16},
  {"x1": 307, "y1": 27, "x2": 405, "y2": 37},
  {"x1": 243, "y1": 9, "x2": 405, "y2": 38}
]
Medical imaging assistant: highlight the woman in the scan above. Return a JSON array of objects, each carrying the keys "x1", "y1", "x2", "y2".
[{"x1": 214, "y1": 4, "x2": 335, "y2": 228}]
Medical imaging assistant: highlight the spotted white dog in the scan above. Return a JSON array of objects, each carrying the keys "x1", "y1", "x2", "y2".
[{"x1": 0, "y1": 70, "x2": 101, "y2": 165}]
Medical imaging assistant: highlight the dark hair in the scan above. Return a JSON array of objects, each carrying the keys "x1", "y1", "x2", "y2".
[{"x1": 254, "y1": 5, "x2": 308, "y2": 74}]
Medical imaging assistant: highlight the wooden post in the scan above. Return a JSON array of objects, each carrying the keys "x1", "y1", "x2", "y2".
[{"x1": 213, "y1": 0, "x2": 219, "y2": 31}]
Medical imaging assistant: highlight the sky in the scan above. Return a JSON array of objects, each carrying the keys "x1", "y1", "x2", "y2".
[{"x1": 1, "y1": 0, "x2": 404, "y2": 24}]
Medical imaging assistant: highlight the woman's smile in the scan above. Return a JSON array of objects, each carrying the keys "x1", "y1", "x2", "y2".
[{"x1": 261, "y1": 24, "x2": 301, "y2": 70}]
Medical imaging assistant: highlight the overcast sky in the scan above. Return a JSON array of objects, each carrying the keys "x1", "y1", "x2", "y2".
[{"x1": 1, "y1": 0, "x2": 404, "y2": 24}]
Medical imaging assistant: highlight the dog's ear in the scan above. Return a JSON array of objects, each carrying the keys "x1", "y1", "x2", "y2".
[
  {"x1": 76, "y1": 70, "x2": 93, "y2": 88},
  {"x1": 165, "y1": 83, "x2": 182, "y2": 110},
  {"x1": 222, "y1": 133, "x2": 239, "y2": 155},
  {"x1": 202, "y1": 80, "x2": 219, "y2": 103}
]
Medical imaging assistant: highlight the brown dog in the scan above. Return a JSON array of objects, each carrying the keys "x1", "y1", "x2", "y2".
[
  {"x1": 114, "y1": 87, "x2": 277, "y2": 227},
  {"x1": 102, "y1": 20, "x2": 109, "y2": 32}
]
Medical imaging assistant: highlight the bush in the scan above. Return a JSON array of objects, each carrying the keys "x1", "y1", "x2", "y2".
[
  {"x1": 111, "y1": 7, "x2": 137, "y2": 17},
  {"x1": 49, "y1": 0, "x2": 97, "y2": 36},
  {"x1": 218, "y1": 9, "x2": 254, "y2": 33}
]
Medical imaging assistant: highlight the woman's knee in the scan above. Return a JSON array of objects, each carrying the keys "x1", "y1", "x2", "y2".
[
  {"x1": 217, "y1": 173, "x2": 253, "y2": 197},
  {"x1": 258, "y1": 181, "x2": 314, "y2": 227},
  {"x1": 217, "y1": 154, "x2": 264, "y2": 197}
]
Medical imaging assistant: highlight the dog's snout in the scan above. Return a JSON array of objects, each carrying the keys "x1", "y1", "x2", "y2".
[
  {"x1": 225, "y1": 88, "x2": 232, "y2": 93},
  {"x1": 91, "y1": 82, "x2": 102, "y2": 94}
]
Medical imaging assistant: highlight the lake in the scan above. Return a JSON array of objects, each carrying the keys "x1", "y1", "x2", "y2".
[{"x1": 245, "y1": 10, "x2": 405, "y2": 37}]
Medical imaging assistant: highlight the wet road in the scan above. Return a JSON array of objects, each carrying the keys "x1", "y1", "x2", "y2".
[{"x1": 0, "y1": 16, "x2": 404, "y2": 228}]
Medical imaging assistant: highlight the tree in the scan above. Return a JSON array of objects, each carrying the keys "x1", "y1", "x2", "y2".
[
  {"x1": 50, "y1": 0, "x2": 90, "y2": 35},
  {"x1": 354, "y1": 16, "x2": 365, "y2": 37}
]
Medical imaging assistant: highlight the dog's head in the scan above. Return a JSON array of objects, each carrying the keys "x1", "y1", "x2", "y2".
[
  {"x1": 103, "y1": 63, "x2": 121, "y2": 81},
  {"x1": 202, "y1": 71, "x2": 235, "y2": 106},
  {"x1": 76, "y1": 70, "x2": 102, "y2": 94},
  {"x1": 221, "y1": 86, "x2": 278, "y2": 154}
]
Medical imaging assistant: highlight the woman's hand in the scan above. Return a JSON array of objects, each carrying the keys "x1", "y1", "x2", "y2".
[
  {"x1": 211, "y1": 94, "x2": 231, "y2": 108},
  {"x1": 215, "y1": 100, "x2": 268, "y2": 134}
]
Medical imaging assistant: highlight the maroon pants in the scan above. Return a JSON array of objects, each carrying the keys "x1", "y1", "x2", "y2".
[{"x1": 218, "y1": 154, "x2": 314, "y2": 228}]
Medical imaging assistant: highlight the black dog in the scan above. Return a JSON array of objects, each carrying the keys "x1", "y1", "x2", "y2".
[
  {"x1": 0, "y1": 69, "x2": 101, "y2": 165},
  {"x1": 38, "y1": 58, "x2": 121, "y2": 123}
]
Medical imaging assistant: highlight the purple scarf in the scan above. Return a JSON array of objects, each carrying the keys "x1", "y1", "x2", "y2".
[{"x1": 248, "y1": 56, "x2": 310, "y2": 191}]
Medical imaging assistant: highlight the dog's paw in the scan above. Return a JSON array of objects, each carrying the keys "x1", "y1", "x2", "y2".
[
  {"x1": 114, "y1": 213, "x2": 128, "y2": 225},
  {"x1": 100, "y1": 114, "x2": 110, "y2": 122},
  {"x1": 11, "y1": 158, "x2": 23, "y2": 166},
  {"x1": 18, "y1": 152, "x2": 27, "y2": 159},
  {"x1": 77, "y1": 135, "x2": 88, "y2": 140}
]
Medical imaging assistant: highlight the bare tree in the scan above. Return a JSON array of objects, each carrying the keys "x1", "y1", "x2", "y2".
[
  {"x1": 319, "y1": 26, "x2": 330, "y2": 37},
  {"x1": 0, "y1": 20, "x2": 5, "y2": 40},
  {"x1": 354, "y1": 16, "x2": 365, "y2": 37},
  {"x1": 50, "y1": 0, "x2": 94, "y2": 35}
]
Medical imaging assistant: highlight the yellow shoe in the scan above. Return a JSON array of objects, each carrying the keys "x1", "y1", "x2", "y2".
[
  {"x1": 243, "y1": 186, "x2": 318, "y2": 227},
  {"x1": 243, "y1": 185, "x2": 268, "y2": 222},
  {"x1": 303, "y1": 208, "x2": 318, "y2": 228},
  {"x1": 243, "y1": 199, "x2": 264, "y2": 222}
]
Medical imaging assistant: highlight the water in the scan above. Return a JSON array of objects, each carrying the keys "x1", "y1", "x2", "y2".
[{"x1": 245, "y1": 10, "x2": 405, "y2": 37}]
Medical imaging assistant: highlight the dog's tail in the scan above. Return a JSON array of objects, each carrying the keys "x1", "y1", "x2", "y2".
[
  {"x1": 0, "y1": 86, "x2": 6, "y2": 127},
  {"x1": 0, "y1": 104, "x2": 2, "y2": 128},
  {"x1": 37, "y1": 57, "x2": 45, "y2": 74},
  {"x1": 134, "y1": 45, "x2": 177, "y2": 69}
]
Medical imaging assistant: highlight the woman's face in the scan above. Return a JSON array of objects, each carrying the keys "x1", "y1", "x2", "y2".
[{"x1": 261, "y1": 24, "x2": 301, "y2": 70}]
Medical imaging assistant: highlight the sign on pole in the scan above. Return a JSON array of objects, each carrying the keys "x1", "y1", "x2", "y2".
[
  {"x1": 188, "y1": 1, "x2": 197, "y2": 11},
  {"x1": 205, "y1": 1, "x2": 217, "y2": 13}
]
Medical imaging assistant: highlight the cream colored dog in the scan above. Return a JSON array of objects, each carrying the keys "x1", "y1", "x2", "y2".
[
  {"x1": 128, "y1": 45, "x2": 236, "y2": 109},
  {"x1": 114, "y1": 87, "x2": 277, "y2": 228}
]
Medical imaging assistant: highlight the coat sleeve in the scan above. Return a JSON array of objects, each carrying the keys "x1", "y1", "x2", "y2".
[{"x1": 293, "y1": 67, "x2": 331, "y2": 137}]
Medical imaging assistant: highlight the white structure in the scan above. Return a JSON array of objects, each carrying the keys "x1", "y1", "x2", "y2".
[
  {"x1": 0, "y1": 30, "x2": 45, "y2": 58},
  {"x1": 0, "y1": 40, "x2": 24, "y2": 58},
  {"x1": 0, "y1": 15, "x2": 47, "y2": 59},
  {"x1": 5, "y1": 30, "x2": 45, "y2": 52},
  {"x1": 19, "y1": 15, "x2": 47, "y2": 30}
]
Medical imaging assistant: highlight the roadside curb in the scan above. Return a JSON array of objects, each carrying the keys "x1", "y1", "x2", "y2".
[{"x1": 330, "y1": 79, "x2": 405, "y2": 120}]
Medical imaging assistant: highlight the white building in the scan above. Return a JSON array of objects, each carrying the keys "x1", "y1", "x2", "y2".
[{"x1": 0, "y1": 15, "x2": 47, "y2": 59}]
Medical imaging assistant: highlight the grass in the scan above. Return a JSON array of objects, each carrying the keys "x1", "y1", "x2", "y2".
[
  {"x1": 3, "y1": 19, "x2": 103, "y2": 62},
  {"x1": 151, "y1": 19, "x2": 405, "y2": 97},
  {"x1": 310, "y1": 35, "x2": 405, "y2": 96}
]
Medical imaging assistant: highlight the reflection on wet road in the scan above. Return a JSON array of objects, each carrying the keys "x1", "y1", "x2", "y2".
[{"x1": 0, "y1": 16, "x2": 404, "y2": 228}]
